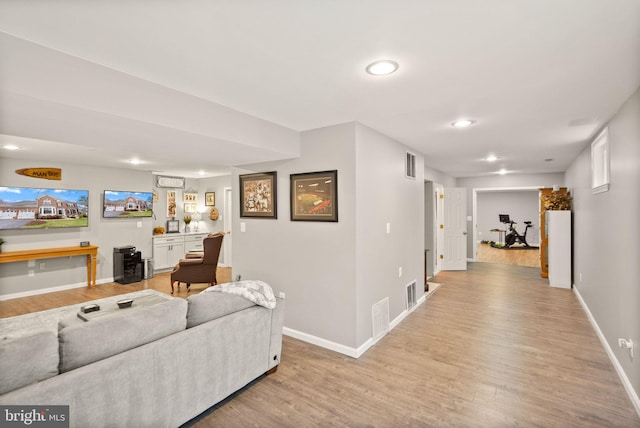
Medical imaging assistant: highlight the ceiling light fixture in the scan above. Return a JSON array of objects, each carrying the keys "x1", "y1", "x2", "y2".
[
  {"x1": 198, "y1": 170, "x2": 206, "y2": 176},
  {"x1": 485, "y1": 154, "x2": 498, "y2": 162},
  {"x1": 2, "y1": 144, "x2": 20, "y2": 151},
  {"x1": 129, "y1": 158, "x2": 142, "y2": 165},
  {"x1": 498, "y1": 168, "x2": 508, "y2": 175},
  {"x1": 451, "y1": 119, "x2": 476, "y2": 128},
  {"x1": 365, "y1": 60, "x2": 399, "y2": 76}
]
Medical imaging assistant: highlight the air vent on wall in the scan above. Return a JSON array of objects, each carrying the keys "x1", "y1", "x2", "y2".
[
  {"x1": 405, "y1": 151, "x2": 416, "y2": 179},
  {"x1": 372, "y1": 297, "x2": 390, "y2": 340},
  {"x1": 407, "y1": 281, "x2": 417, "y2": 310}
]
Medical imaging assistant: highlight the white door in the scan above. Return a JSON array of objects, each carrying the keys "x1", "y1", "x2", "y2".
[
  {"x1": 443, "y1": 187, "x2": 467, "y2": 270},
  {"x1": 222, "y1": 187, "x2": 232, "y2": 267}
]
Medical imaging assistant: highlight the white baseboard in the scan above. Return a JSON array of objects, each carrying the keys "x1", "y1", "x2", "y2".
[
  {"x1": 573, "y1": 285, "x2": 640, "y2": 418},
  {"x1": 284, "y1": 283, "x2": 443, "y2": 359},
  {"x1": 0, "y1": 278, "x2": 114, "y2": 301}
]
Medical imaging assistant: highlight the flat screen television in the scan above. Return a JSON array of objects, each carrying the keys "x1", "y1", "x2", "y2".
[
  {"x1": 103, "y1": 190, "x2": 153, "y2": 218},
  {"x1": 0, "y1": 186, "x2": 89, "y2": 230}
]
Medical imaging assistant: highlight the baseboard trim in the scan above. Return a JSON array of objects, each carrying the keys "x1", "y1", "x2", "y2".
[
  {"x1": 284, "y1": 283, "x2": 443, "y2": 359},
  {"x1": 0, "y1": 278, "x2": 114, "y2": 301},
  {"x1": 573, "y1": 285, "x2": 640, "y2": 418}
]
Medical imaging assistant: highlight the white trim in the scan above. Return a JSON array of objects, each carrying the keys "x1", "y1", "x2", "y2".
[
  {"x1": 0, "y1": 278, "x2": 114, "y2": 301},
  {"x1": 574, "y1": 285, "x2": 640, "y2": 418},
  {"x1": 283, "y1": 283, "x2": 442, "y2": 359},
  {"x1": 591, "y1": 127, "x2": 610, "y2": 194}
]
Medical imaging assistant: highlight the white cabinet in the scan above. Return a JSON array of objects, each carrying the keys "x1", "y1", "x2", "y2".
[
  {"x1": 547, "y1": 210, "x2": 572, "y2": 288},
  {"x1": 153, "y1": 235, "x2": 185, "y2": 271},
  {"x1": 184, "y1": 233, "x2": 208, "y2": 254}
]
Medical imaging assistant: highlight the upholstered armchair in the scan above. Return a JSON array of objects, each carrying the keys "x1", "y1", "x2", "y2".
[{"x1": 170, "y1": 232, "x2": 224, "y2": 294}]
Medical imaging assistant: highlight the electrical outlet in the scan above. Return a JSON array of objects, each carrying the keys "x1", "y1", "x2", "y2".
[
  {"x1": 398, "y1": 267, "x2": 403, "y2": 277},
  {"x1": 278, "y1": 292, "x2": 286, "y2": 299},
  {"x1": 137, "y1": 221, "x2": 142, "y2": 228},
  {"x1": 39, "y1": 262, "x2": 46, "y2": 269},
  {"x1": 618, "y1": 338, "x2": 634, "y2": 358},
  {"x1": 28, "y1": 270, "x2": 34, "y2": 277}
]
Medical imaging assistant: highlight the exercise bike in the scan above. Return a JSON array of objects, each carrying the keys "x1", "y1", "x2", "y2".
[{"x1": 499, "y1": 214, "x2": 533, "y2": 248}]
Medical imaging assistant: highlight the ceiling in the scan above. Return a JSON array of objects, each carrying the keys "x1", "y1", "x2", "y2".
[{"x1": 1, "y1": 0, "x2": 639, "y2": 179}]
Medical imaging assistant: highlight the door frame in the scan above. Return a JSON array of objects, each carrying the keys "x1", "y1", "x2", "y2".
[
  {"x1": 221, "y1": 187, "x2": 232, "y2": 267},
  {"x1": 472, "y1": 186, "x2": 542, "y2": 262}
]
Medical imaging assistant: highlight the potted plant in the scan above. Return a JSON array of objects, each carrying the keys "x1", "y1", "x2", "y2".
[{"x1": 183, "y1": 215, "x2": 192, "y2": 232}]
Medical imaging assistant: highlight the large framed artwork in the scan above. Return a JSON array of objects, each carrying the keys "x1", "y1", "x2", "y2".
[
  {"x1": 290, "y1": 170, "x2": 338, "y2": 222},
  {"x1": 239, "y1": 172, "x2": 277, "y2": 218}
]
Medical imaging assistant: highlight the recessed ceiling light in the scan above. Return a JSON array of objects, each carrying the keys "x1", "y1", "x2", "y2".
[
  {"x1": 198, "y1": 170, "x2": 206, "y2": 176},
  {"x1": 2, "y1": 144, "x2": 20, "y2": 151},
  {"x1": 129, "y1": 158, "x2": 142, "y2": 165},
  {"x1": 365, "y1": 60, "x2": 399, "y2": 76},
  {"x1": 485, "y1": 154, "x2": 498, "y2": 162},
  {"x1": 498, "y1": 168, "x2": 508, "y2": 175},
  {"x1": 451, "y1": 120, "x2": 476, "y2": 128}
]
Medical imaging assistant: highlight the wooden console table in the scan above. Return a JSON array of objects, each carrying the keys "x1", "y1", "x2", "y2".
[{"x1": 0, "y1": 245, "x2": 99, "y2": 287}]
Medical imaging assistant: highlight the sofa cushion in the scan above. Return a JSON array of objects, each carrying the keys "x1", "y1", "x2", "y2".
[
  {"x1": 186, "y1": 291, "x2": 255, "y2": 328},
  {"x1": 58, "y1": 297, "x2": 187, "y2": 373},
  {"x1": 0, "y1": 331, "x2": 59, "y2": 394}
]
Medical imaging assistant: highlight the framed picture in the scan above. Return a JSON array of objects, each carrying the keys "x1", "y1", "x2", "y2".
[
  {"x1": 166, "y1": 219, "x2": 180, "y2": 233},
  {"x1": 205, "y1": 192, "x2": 216, "y2": 206},
  {"x1": 167, "y1": 190, "x2": 176, "y2": 218},
  {"x1": 183, "y1": 192, "x2": 197, "y2": 202},
  {"x1": 290, "y1": 170, "x2": 338, "y2": 222},
  {"x1": 239, "y1": 171, "x2": 277, "y2": 218}
]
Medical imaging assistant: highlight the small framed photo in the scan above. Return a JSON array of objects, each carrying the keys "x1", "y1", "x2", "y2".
[
  {"x1": 205, "y1": 192, "x2": 216, "y2": 206},
  {"x1": 166, "y1": 219, "x2": 180, "y2": 233},
  {"x1": 290, "y1": 170, "x2": 338, "y2": 222},
  {"x1": 240, "y1": 171, "x2": 277, "y2": 218}
]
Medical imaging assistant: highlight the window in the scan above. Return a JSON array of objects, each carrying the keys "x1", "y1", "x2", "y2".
[{"x1": 591, "y1": 128, "x2": 609, "y2": 194}]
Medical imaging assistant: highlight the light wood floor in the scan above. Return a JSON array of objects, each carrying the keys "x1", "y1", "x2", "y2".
[
  {"x1": 477, "y1": 242, "x2": 540, "y2": 268},
  {"x1": 2, "y1": 264, "x2": 638, "y2": 427},
  {"x1": 185, "y1": 263, "x2": 639, "y2": 427},
  {"x1": 0, "y1": 268, "x2": 232, "y2": 318}
]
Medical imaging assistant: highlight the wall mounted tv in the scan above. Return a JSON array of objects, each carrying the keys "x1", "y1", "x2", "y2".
[
  {"x1": 0, "y1": 187, "x2": 89, "y2": 230},
  {"x1": 103, "y1": 190, "x2": 153, "y2": 218}
]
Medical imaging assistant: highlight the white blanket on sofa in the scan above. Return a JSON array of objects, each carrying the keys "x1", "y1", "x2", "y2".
[{"x1": 204, "y1": 280, "x2": 276, "y2": 309}]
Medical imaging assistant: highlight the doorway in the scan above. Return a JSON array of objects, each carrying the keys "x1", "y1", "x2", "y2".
[{"x1": 473, "y1": 187, "x2": 541, "y2": 268}]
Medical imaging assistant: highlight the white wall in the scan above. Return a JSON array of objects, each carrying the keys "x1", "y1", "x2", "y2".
[
  {"x1": 231, "y1": 122, "x2": 425, "y2": 354},
  {"x1": 565, "y1": 87, "x2": 640, "y2": 407},
  {"x1": 456, "y1": 173, "x2": 565, "y2": 258},
  {"x1": 0, "y1": 157, "x2": 154, "y2": 296},
  {"x1": 152, "y1": 175, "x2": 231, "y2": 236},
  {"x1": 355, "y1": 123, "x2": 424, "y2": 346},
  {"x1": 477, "y1": 190, "x2": 540, "y2": 246},
  {"x1": 231, "y1": 122, "x2": 358, "y2": 348}
]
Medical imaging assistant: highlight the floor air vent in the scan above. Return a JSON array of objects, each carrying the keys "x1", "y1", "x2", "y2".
[
  {"x1": 407, "y1": 281, "x2": 417, "y2": 310},
  {"x1": 372, "y1": 297, "x2": 389, "y2": 340}
]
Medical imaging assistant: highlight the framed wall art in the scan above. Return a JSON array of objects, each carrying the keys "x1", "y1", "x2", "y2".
[
  {"x1": 167, "y1": 190, "x2": 176, "y2": 218},
  {"x1": 290, "y1": 170, "x2": 338, "y2": 222},
  {"x1": 239, "y1": 171, "x2": 277, "y2": 218},
  {"x1": 205, "y1": 192, "x2": 216, "y2": 206}
]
